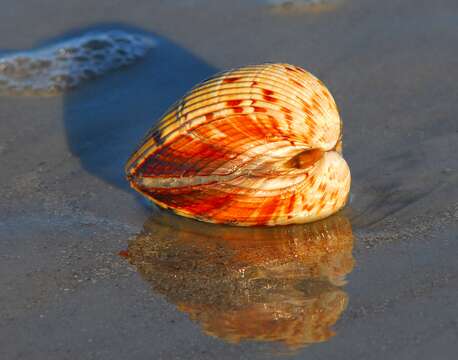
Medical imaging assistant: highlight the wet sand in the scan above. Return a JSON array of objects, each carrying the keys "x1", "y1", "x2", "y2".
[{"x1": 1, "y1": 0, "x2": 457, "y2": 359}]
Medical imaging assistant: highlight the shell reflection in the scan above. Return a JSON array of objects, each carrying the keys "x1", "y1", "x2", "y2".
[{"x1": 126, "y1": 212, "x2": 354, "y2": 350}]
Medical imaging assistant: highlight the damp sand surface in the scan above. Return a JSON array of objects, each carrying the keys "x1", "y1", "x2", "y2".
[{"x1": 0, "y1": 0, "x2": 457, "y2": 359}]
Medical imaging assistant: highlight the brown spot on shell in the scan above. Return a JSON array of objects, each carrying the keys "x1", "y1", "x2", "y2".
[
  {"x1": 291, "y1": 79, "x2": 304, "y2": 88},
  {"x1": 223, "y1": 77, "x2": 240, "y2": 83},
  {"x1": 227, "y1": 99, "x2": 242, "y2": 107},
  {"x1": 263, "y1": 95, "x2": 277, "y2": 103},
  {"x1": 262, "y1": 89, "x2": 274, "y2": 96},
  {"x1": 322, "y1": 89, "x2": 331, "y2": 100},
  {"x1": 285, "y1": 65, "x2": 296, "y2": 72},
  {"x1": 303, "y1": 105, "x2": 313, "y2": 117},
  {"x1": 281, "y1": 106, "x2": 292, "y2": 114},
  {"x1": 253, "y1": 106, "x2": 267, "y2": 113}
]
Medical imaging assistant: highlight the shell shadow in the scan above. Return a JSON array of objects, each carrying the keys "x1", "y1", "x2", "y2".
[
  {"x1": 124, "y1": 211, "x2": 355, "y2": 352},
  {"x1": 61, "y1": 23, "x2": 217, "y2": 191}
]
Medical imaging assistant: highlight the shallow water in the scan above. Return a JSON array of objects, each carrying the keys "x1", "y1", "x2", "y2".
[{"x1": 0, "y1": 0, "x2": 457, "y2": 359}]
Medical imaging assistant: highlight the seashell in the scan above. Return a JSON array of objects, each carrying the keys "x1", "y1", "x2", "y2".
[
  {"x1": 126, "y1": 63, "x2": 351, "y2": 226},
  {"x1": 126, "y1": 212, "x2": 354, "y2": 349}
]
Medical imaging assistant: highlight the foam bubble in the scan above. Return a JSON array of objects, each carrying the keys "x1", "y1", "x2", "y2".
[{"x1": 0, "y1": 30, "x2": 155, "y2": 96}]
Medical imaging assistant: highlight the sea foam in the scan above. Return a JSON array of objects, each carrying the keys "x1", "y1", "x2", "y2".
[{"x1": 0, "y1": 30, "x2": 155, "y2": 96}]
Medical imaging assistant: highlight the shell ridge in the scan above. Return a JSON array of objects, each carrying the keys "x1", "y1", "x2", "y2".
[
  {"x1": 153, "y1": 65, "x2": 339, "y2": 150},
  {"x1": 170, "y1": 90, "x2": 310, "y2": 122},
  {"x1": 187, "y1": 70, "x2": 317, "y2": 110},
  {"x1": 182, "y1": 65, "x2": 322, "y2": 106},
  {"x1": 154, "y1": 106, "x2": 326, "y2": 153},
  {"x1": 197, "y1": 63, "x2": 315, "y2": 90},
  {"x1": 148, "y1": 112, "x2": 304, "y2": 160}
]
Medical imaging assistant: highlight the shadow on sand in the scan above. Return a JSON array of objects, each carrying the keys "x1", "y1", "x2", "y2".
[{"x1": 61, "y1": 24, "x2": 217, "y2": 191}]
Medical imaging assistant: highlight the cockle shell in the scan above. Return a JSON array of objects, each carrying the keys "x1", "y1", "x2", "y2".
[{"x1": 126, "y1": 63, "x2": 351, "y2": 226}]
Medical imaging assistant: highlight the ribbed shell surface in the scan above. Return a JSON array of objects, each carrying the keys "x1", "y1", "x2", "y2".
[{"x1": 126, "y1": 63, "x2": 351, "y2": 226}]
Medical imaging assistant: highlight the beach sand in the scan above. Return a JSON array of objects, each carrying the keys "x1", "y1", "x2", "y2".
[{"x1": 1, "y1": 0, "x2": 457, "y2": 359}]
